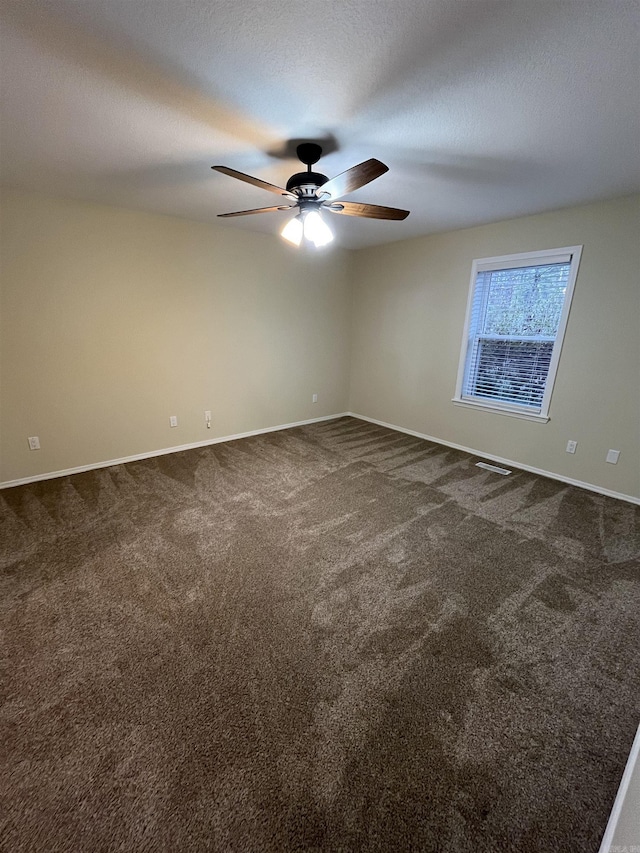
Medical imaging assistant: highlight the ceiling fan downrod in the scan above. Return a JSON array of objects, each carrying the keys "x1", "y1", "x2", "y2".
[{"x1": 285, "y1": 143, "x2": 329, "y2": 198}]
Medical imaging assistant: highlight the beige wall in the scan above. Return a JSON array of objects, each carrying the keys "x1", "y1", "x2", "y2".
[
  {"x1": 2, "y1": 189, "x2": 638, "y2": 499},
  {"x1": 349, "y1": 195, "x2": 640, "y2": 500},
  {"x1": 0, "y1": 189, "x2": 352, "y2": 483}
]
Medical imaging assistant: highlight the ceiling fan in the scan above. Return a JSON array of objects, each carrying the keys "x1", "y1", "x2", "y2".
[{"x1": 211, "y1": 143, "x2": 409, "y2": 248}]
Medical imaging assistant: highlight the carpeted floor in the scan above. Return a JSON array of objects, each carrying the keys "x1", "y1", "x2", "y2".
[{"x1": 1, "y1": 416, "x2": 639, "y2": 852}]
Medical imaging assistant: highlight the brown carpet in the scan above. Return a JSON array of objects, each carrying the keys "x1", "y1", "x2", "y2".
[{"x1": 1, "y1": 416, "x2": 639, "y2": 852}]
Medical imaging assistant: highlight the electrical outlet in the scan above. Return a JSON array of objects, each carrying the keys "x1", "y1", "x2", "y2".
[
  {"x1": 566, "y1": 440, "x2": 577, "y2": 454},
  {"x1": 606, "y1": 449, "x2": 620, "y2": 464},
  {"x1": 27, "y1": 436, "x2": 40, "y2": 450},
  {"x1": 205, "y1": 410, "x2": 212, "y2": 429},
  {"x1": 312, "y1": 394, "x2": 318, "y2": 403},
  {"x1": 169, "y1": 415, "x2": 178, "y2": 428}
]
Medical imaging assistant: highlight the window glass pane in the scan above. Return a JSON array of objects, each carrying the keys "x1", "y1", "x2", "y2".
[
  {"x1": 471, "y1": 339, "x2": 554, "y2": 407},
  {"x1": 482, "y1": 263, "x2": 570, "y2": 337}
]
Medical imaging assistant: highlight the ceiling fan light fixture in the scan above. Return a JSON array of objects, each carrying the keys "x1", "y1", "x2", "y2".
[
  {"x1": 303, "y1": 210, "x2": 333, "y2": 248},
  {"x1": 281, "y1": 214, "x2": 303, "y2": 246}
]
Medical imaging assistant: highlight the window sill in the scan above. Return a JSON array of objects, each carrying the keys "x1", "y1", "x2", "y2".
[{"x1": 451, "y1": 397, "x2": 550, "y2": 423}]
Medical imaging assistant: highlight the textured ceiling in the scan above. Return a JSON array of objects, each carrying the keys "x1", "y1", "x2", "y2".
[{"x1": 1, "y1": 0, "x2": 639, "y2": 249}]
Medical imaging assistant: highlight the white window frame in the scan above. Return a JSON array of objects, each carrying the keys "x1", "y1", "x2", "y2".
[{"x1": 452, "y1": 246, "x2": 582, "y2": 422}]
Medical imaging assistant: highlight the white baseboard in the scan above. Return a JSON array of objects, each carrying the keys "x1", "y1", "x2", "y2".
[
  {"x1": 347, "y1": 412, "x2": 640, "y2": 506},
  {"x1": 598, "y1": 724, "x2": 640, "y2": 852},
  {"x1": 0, "y1": 413, "x2": 350, "y2": 489},
  {"x1": 3, "y1": 411, "x2": 638, "y2": 505}
]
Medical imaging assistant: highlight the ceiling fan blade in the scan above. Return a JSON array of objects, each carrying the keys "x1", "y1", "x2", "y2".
[
  {"x1": 326, "y1": 201, "x2": 410, "y2": 220},
  {"x1": 317, "y1": 159, "x2": 389, "y2": 200},
  {"x1": 212, "y1": 166, "x2": 296, "y2": 199},
  {"x1": 218, "y1": 205, "x2": 295, "y2": 218}
]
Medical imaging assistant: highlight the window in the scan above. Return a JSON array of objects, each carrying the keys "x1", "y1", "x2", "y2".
[{"x1": 453, "y1": 246, "x2": 582, "y2": 421}]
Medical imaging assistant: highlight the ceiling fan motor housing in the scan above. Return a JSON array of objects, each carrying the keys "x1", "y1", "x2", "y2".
[{"x1": 286, "y1": 171, "x2": 329, "y2": 196}]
